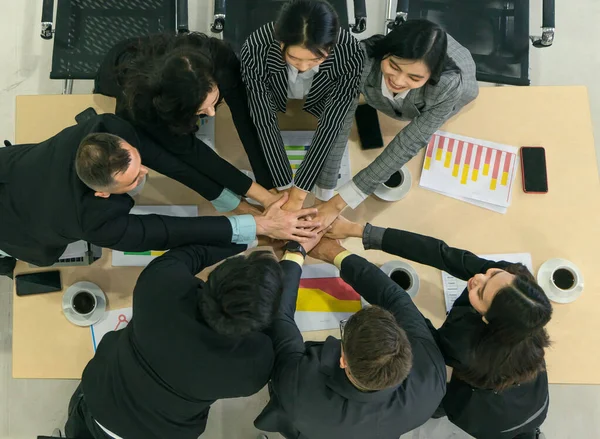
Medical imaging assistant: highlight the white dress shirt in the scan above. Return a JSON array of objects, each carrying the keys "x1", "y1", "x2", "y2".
[
  {"x1": 381, "y1": 75, "x2": 410, "y2": 111},
  {"x1": 287, "y1": 64, "x2": 320, "y2": 100}
]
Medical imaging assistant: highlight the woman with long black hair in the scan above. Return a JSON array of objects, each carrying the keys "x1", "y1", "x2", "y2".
[
  {"x1": 315, "y1": 19, "x2": 479, "y2": 228},
  {"x1": 95, "y1": 32, "x2": 278, "y2": 213},
  {"x1": 240, "y1": 0, "x2": 365, "y2": 211},
  {"x1": 326, "y1": 217, "x2": 550, "y2": 439}
]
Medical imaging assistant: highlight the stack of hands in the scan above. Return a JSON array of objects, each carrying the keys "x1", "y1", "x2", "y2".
[{"x1": 247, "y1": 188, "x2": 364, "y2": 264}]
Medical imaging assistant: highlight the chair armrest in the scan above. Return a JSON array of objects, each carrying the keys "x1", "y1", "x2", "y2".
[
  {"x1": 386, "y1": 0, "x2": 409, "y2": 32},
  {"x1": 211, "y1": 0, "x2": 226, "y2": 33},
  {"x1": 531, "y1": 0, "x2": 555, "y2": 48},
  {"x1": 41, "y1": 0, "x2": 54, "y2": 40},
  {"x1": 350, "y1": 0, "x2": 367, "y2": 34},
  {"x1": 176, "y1": 0, "x2": 189, "y2": 33}
]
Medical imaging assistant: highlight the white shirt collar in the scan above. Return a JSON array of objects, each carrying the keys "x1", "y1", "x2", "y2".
[
  {"x1": 381, "y1": 75, "x2": 410, "y2": 102},
  {"x1": 287, "y1": 63, "x2": 320, "y2": 83}
]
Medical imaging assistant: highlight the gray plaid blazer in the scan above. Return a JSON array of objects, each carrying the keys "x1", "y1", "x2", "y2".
[{"x1": 318, "y1": 35, "x2": 478, "y2": 196}]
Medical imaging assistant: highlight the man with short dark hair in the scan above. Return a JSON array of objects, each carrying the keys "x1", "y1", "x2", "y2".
[
  {"x1": 0, "y1": 114, "x2": 318, "y2": 267},
  {"x1": 255, "y1": 237, "x2": 447, "y2": 439},
  {"x1": 65, "y1": 242, "x2": 285, "y2": 439}
]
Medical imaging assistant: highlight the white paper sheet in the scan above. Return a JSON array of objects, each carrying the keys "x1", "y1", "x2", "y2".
[
  {"x1": 442, "y1": 253, "x2": 533, "y2": 312},
  {"x1": 90, "y1": 307, "x2": 133, "y2": 351},
  {"x1": 59, "y1": 240, "x2": 89, "y2": 259},
  {"x1": 420, "y1": 131, "x2": 519, "y2": 213},
  {"x1": 112, "y1": 205, "x2": 198, "y2": 267}
]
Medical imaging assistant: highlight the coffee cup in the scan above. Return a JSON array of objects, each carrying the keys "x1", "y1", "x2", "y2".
[
  {"x1": 383, "y1": 171, "x2": 404, "y2": 189},
  {"x1": 71, "y1": 290, "x2": 97, "y2": 317},
  {"x1": 551, "y1": 266, "x2": 578, "y2": 292},
  {"x1": 390, "y1": 268, "x2": 413, "y2": 291}
]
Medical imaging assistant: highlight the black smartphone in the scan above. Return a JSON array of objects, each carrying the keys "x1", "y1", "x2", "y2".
[
  {"x1": 520, "y1": 146, "x2": 548, "y2": 194},
  {"x1": 75, "y1": 107, "x2": 98, "y2": 125},
  {"x1": 15, "y1": 270, "x2": 62, "y2": 296},
  {"x1": 355, "y1": 104, "x2": 384, "y2": 150}
]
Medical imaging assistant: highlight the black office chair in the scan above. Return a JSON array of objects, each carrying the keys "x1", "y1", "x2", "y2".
[
  {"x1": 40, "y1": 0, "x2": 190, "y2": 94},
  {"x1": 209, "y1": 0, "x2": 367, "y2": 54},
  {"x1": 389, "y1": 0, "x2": 556, "y2": 85}
]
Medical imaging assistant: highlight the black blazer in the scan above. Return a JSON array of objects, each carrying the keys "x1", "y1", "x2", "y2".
[
  {"x1": 241, "y1": 23, "x2": 364, "y2": 191},
  {"x1": 255, "y1": 257, "x2": 446, "y2": 439},
  {"x1": 0, "y1": 114, "x2": 234, "y2": 266},
  {"x1": 95, "y1": 35, "x2": 273, "y2": 190},
  {"x1": 374, "y1": 228, "x2": 549, "y2": 438},
  {"x1": 82, "y1": 243, "x2": 274, "y2": 439}
]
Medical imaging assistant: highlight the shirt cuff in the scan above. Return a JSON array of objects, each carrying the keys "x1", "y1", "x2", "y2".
[
  {"x1": 333, "y1": 250, "x2": 353, "y2": 270},
  {"x1": 337, "y1": 180, "x2": 369, "y2": 209},
  {"x1": 277, "y1": 182, "x2": 294, "y2": 191},
  {"x1": 228, "y1": 215, "x2": 257, "y2": 245},
  {"x1": 211, "y1": 188, "x2": 242, "y2": 213},
  {"x1": 282, "y1": 252, "x2": 305, "y2": 267},
  {"x1": 312, "y1": 185, "x2": 335, "y2": 202},
  {"x1": 362, "y1": 224, "x2": 386, "y2": 250}
]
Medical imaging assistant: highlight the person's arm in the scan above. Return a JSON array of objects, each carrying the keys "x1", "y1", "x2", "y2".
[
  {"x1": 363, "y1": 225, "x2": 504, "y2": 281},
  {"x1": 291, "y1": 52, "x2": 364, "y2": 201},
  {"x1": 220, "y1": 66, "x2": 276, "y2": 190},
  {"x1": 240, "y1": 38, "x2": 293, "y2": 190},
  {"x1": 82, "y1": 192, "x2": 321, "y2": 250},
  {"x1": 338, "y1": 77, "x2": 463, "y2": 208}
]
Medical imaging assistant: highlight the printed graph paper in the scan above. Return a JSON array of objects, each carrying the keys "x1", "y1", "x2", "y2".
[{"x1": 420, "y1": 131, "x2": 519, "y2": 213}]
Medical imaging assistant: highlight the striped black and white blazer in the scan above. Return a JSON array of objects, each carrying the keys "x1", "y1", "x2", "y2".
[{"x1": 240, "y1": 22, "x2": 364, "y2": 193}]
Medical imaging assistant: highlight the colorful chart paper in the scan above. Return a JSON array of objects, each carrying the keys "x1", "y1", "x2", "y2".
[
  {"x1": 295, "y1": 263, "x2": 362, "y2": 332},
  {"x1": 420, "y1": 131, "x2": 519, "y2": 213},
  {"x1": 90, "y1": 307, "x2": 133, "y2": 352}
]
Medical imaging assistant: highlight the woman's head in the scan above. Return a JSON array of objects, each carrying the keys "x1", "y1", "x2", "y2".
[
  {"x1": 458, "y1": 264, "x2": 553, "y2": 390},
  {"x1": 274, "y1": 0, "x2": 340, "y2": 72},
  {"x1": 124, "y1": 33, "x2": 223, "y2": 134},
  {"x1": 367, "y1": 19, "x2": 453, "y2": 93}
]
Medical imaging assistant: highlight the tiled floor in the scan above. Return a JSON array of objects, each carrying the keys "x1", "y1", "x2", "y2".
[{"x1": 1, "y1": 1, "x2": 599, "y2": 438}]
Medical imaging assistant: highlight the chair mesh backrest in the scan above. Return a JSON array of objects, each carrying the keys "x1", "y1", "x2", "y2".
[
  {"x1": 222, "y1": 0, "x2": 349, "y2": 54},
  {"x1": 51, "y1": 0, "x2": 175, "y2": 80},
  {"x1": 408, "y1": 0, "x2": 531, "y2": 85}
]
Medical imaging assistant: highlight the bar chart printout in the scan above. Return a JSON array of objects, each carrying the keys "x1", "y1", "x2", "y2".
[{"x1": 420, "y1": 131, "x2": 519, "y2": 213}]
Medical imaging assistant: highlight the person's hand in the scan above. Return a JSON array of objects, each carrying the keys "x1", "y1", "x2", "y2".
[
  {"x1": 254, "y1": 193, "x2": 320, "y2": 242},
  {"x1": 309, "y1": 238, "x2": 347, "y2": 265},
  {"x1": 299, "y1": 229, "x2": 325, "y2": 254},
  {"x1": 281, "y1": 187, "x2": 308, "y2": 212},
  {"x1": 234, "y1": 199, "x2": 263, "y2": 216},
  {"x1": 312, "y1": 198, "x2": 345, "y2": 233},
  {"x1": 325, "y1": 217, "x2": 365, "y2": 240}
]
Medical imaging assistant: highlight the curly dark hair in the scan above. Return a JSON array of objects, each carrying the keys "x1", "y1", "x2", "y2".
[{"x1": 122, "y1": 33, "x2": 237, "y2": 135}]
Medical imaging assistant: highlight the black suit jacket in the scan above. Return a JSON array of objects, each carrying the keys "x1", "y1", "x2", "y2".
[
  {"x1": 82, "y1": 243, "x2": 275, "y2": 439},
  {"x1": 0, "y1": 114, "x2": 234, "y2": 266},
  {"x1": 376, "y1": 228, "x2": 549, "y2": 438},
  {"x1": 255, "y1": 256, "x2": 446, "y2": 439}
]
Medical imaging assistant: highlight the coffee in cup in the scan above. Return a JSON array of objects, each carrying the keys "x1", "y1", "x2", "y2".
[
  {"x1": 551, "y1": 267, "x2": 577, "y2": 291},
  {"x1": 384, "y1": 171, "x2": 404, "y2": 189},
  {"x1": 391, "y1": 268, "x2": 413, "y2": 291},
  {"x1": 71, "y1": 290, "x2": 97, "y2": 316}
]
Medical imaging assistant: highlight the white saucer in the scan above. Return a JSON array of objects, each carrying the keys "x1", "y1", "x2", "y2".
[
  {"x1": 380, "y1": 260, "x2": 421, "y2": 299},
  {"x1": 374, "y1": 166, "x2": 412, "y2": 202},
  {"x1": 62, "y1": 281, "x2": 107, "y2": 327},
  {"x1": 537, "y1": 258, "x2": 584, "y2": 304}
]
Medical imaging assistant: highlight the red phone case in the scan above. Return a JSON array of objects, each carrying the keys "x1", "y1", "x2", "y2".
[{"x1": 520, "y1": 146, "x2": 548, "y2": 194}]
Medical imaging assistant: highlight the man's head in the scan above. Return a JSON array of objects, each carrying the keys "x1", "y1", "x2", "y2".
[
  {"x1": 200, "y1": 251, "x2": 283, "y2": 337},
  {"x1": 340, "y1": 306, "x2": 413, "y2": 391},
  {"x1": 76, "y1": 133, "x2": 148, "y2": 198}
]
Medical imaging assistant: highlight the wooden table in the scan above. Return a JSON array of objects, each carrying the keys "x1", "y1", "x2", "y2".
[{"x1": 12, "y1": 87, "x2": 600, "y2": 384}]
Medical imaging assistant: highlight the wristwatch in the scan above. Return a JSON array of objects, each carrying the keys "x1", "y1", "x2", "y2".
[{"x1": 284, "y1": 241, "x2": 307, "y2": 258}]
